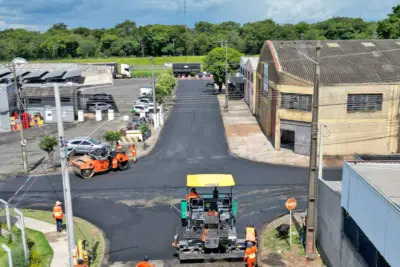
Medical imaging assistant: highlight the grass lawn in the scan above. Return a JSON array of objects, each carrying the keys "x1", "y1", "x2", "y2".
[
  {"x1": 131, "y1": 69, "x2": 168, "y2": 78},
  {"x1": 261, "y1": 214, "x2": 325, "y2": 267},
  {"x1": 21, "y1": 209, "x2": 104, "y2": 267},
  {"x1": 0, "y1": 226, "x2": 53, "y2": 267},
  {"x1": 0, "y1": 234, "x2": 19, "y2": 266},
  {"x1": 0, "y1": 209, "x2": 104, "y2": 267},
  {"x1": 26, "y1": 228, "x2": 53, "y2": 267},
  {"x1": 32, "y1": 56, "x2": 205, "y2": 66}
]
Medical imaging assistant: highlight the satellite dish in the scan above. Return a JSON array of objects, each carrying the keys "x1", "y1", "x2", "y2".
[{"x1": 11, "y1": 57, "x2": 28, "y2": 65}]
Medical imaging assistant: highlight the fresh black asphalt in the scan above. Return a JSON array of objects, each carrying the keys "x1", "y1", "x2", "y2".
[{"x1": 0, "y1": 80, "x2": 341, "y2": 265}]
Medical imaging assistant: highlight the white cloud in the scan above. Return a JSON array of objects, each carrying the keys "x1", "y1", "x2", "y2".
[{"x1": 0, "y1": 20, "x2": 41, "y2": 31}]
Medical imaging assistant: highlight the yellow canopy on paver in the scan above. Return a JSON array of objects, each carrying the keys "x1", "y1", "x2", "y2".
[{"x1": 186, "y1": 174, "x2": 235, "y2": 187}]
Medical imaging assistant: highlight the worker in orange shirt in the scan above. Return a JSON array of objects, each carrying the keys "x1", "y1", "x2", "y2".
[
  {"x1": 130, "y1": 144, "x2": 137, "y2": 163},
  {"x1": 186, "y1": 188, "x2": 199, "y2": 201},
  {"x1": 52, "y1": 201, "x2": 64, "y2": 232},
  {"x1": 244, "y1": 242, "x2": 257, "y2": 267},
  {"x1": 137, "y1": 256, "x2": 154, "y2": 267},
  {"x1": 245, "y1": 223, "x2": 257, "y2": 246}
]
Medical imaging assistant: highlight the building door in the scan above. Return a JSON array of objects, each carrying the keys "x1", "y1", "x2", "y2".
[{"x1": 280, "y1": 120, "x2": 311, "y2": 155}]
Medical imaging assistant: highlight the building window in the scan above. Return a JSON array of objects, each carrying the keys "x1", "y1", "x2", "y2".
[
  {"x1": 29, "y1": 98, "x2": 42, "y2": 104},
  {"x1": 280, "y1": 93, "x2": 312, "y2": 112},
  {"x1": 342, "y1": 208, "x2": 390, "y2": 267},
  {"x1": 347, "y1": 94, "x2": 383, "y2": 112}
]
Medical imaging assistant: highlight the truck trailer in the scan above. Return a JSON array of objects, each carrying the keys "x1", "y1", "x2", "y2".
[{"x1": 172, "y1": 63, "x2": 201, "y2": 77}]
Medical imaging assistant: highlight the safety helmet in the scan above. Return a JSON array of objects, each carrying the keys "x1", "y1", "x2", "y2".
[{"x1": 144, "y1": 255, "x2": 148, "y2": 261}]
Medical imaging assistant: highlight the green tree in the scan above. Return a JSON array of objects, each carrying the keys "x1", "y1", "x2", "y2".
[
  {"x1": 377, "y1": 5, "x2": 400, "y2": 38},
  {"x1": 77, "y1": 39, "x2": 97, "y2": 58},
  {"x1": 103, "y1": 131, "x2": 122, "y2": 147},
  {"x1": 203, "y1": 47, "x2": 243, "y2": 91},
  {"x1": 155, "y1": 73, "x2": 176, "y2": 103},
  {"x1": 39, "y1": 135, "x2": 58, "y2": 170}
]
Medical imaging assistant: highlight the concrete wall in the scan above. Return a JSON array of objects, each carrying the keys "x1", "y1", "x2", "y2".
[{"x1": 317, "y1": 178, "x2": 366, "y2": 267}]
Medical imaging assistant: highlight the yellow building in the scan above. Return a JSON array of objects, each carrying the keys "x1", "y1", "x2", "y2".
[{"x1": 255, "y1": 40, "x2": 400, "y2": 156}]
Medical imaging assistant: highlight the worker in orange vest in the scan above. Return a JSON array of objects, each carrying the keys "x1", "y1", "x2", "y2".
[
  {"x1": 244, "y1": 242, "x2": 257, "y2": 267},
  {"x1": 52, "y1": 201, "x2": 64, "y2": 232},
  {"x1": 137, "y1": 256, "x2": 154, "y2": 267},
  {"x1": 130, "y1": 144, "x2": 137, "y2": 163},
  {"x1": 186, "y1": 188, "x2": 199, "y2": 201},
  {"x1": 245, "y1": 223, "x2": 257, "y2": 246}
]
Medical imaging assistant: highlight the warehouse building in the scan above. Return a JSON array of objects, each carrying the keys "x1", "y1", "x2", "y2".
[
  {"x1": 318, "y1": 161, "x2": 396, "y2": 267},
  {"x1": 0, "y1": 62, "x2": 113, "y2": 131},
  {"x1": 255, "y1": 40, "x2": 400, "y2": 156},
  {"x1": 244, "y1": 57, "x2": 259, "y2": 115}
]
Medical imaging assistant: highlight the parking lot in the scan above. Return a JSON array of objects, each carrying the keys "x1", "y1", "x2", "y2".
[{"x1": 80, "y1": 79, "x2": 154, "y2": 115}]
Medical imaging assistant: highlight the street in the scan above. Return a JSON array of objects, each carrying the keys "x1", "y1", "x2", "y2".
[{"x1": 0, "y1": 80, "x2": 341, "y2": 265}]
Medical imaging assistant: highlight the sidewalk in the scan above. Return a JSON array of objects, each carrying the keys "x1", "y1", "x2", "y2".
[
  {"x1": 23, "y1": 217, "x2": 68, "y2": 267},
  {"x1": 217, "y1": 95, "x2": 310, "y2": 167}
]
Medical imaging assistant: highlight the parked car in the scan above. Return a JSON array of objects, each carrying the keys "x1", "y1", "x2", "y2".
[
  {"x1": 87, "y1": 93, "x2": 114, "y2": 106},
  {"x1": 135, "y1": 98, "x2": 153, "y2": 105},
  {"x1": 139, "y1": 86, "x2": 153, "y2": 97},
  {"x1": 139, "y1": 95, "x2": 153, "y2": 100},
  {"x1": 66, "y1": 137, "x2": 110, "y2": 156},
  {"x1": 132, "y1": 104, "x2": 149, "y2": 115},
  {"x1": 87, "y1": 102, "x2": 113, "y2": 112}
]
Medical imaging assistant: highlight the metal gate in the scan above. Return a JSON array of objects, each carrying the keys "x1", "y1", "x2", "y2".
[{"x1": 280, "y1": 120, "x2": 311, "y2": 155}]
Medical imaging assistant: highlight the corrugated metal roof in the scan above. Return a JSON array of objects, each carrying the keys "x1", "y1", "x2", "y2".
[
  {"x1": 0, "y1": 69, "x2": 11, "y2": 77},
  {"x1": 63, "y1": 69, "x2": 84, "y2": 79},
  {"x1": 41, "y1": 70, "x2": 66, "y2": 80},
  {"x1": 24, "y1": 71, "x2": 48, "y2": 79},
  {"x1": 270, "y1": 40, "x2": 400, "y2": 85},
  {"x1": 0, "y1": 71, "x2": 30, "y2": 79}
]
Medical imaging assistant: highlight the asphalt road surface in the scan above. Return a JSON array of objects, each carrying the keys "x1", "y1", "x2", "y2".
[{"x1": 0, "y1": 80, "x2": 341, "y2": 266}]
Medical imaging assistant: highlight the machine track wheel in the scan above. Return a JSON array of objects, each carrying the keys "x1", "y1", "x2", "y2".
[
  {"x1": 118, "y1": 160, "x2": 129, "y2": 171},
  {"x1": 80, "y1": 168, "x2": 95, "y2": 179}
]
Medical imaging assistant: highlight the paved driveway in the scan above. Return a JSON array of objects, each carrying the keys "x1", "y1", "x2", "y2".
[{"x1": 0, "y1": 80, "x2": 341, "y2": 265}]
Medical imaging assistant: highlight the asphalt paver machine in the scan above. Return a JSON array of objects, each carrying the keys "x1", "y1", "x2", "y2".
[{"x1": 172, "y1": 174, "x2": 246, "y2": 262}]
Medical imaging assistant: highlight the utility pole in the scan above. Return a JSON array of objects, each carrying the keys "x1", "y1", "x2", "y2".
[
  {"x1": 150, "y1": 57, "x2": 158, "y2": 129},
  {"x1": 54, "y1": 84, "x2": 76, "y2": 267},
  {"x1": 305, "y1": 41, "x2": 321, "y2": 261},
  {"x1": 12, "y1": 63, "x2": 29, "y2": 173}
]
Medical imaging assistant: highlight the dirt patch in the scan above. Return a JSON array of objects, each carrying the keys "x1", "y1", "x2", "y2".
[
  {"x1": 225, "y1": 124, "x2": 262, "y2": 137},
  {"x1": 260, "y1": 212, "x2": 325, "y2": 267}
]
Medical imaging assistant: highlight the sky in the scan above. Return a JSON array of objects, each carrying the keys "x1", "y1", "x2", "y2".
[{"x1": 0, "y1": 0, "x2": 398, "y2": 32}]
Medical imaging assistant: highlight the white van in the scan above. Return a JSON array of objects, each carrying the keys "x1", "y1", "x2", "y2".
[{"x1": 140, "y1": 86, "x2": 152, "y2": 97}]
